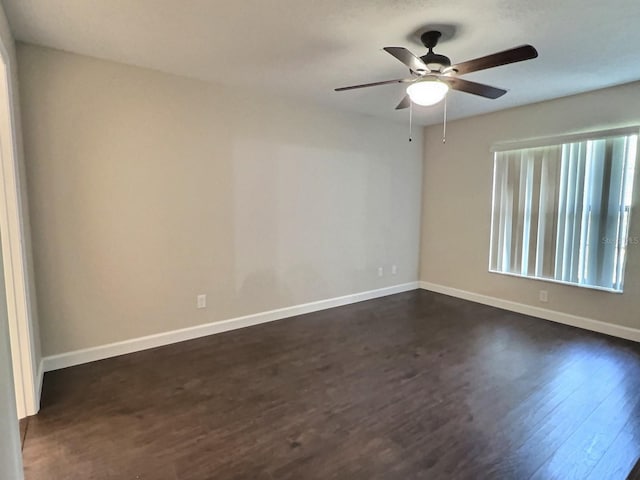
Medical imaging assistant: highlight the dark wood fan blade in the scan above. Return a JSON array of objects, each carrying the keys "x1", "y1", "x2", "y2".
[
  {"x1": 335, "y1": 78, "x2": 413, "y2": 92},
  {"x1": 444, "y1": 77, "x2": 507, "y2": 99},
  {"x1": 451, "y1": 45, "x2": 538, "y2": 75},
  {"x1": 395, "y1": 95, "x2": 410, "y2": 110},
  {"x1": 383, "y1": 47, "x2": 428, "y2": 73}
]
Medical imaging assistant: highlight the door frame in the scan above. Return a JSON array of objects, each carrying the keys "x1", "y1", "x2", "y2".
[{"x1": 0, "y1": 38, "x2": 39, "y2": 419}]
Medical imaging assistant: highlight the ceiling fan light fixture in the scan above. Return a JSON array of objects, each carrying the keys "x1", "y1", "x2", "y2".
[{"x1": 406, "y1": 78, "x2": 449, "y2": 106}]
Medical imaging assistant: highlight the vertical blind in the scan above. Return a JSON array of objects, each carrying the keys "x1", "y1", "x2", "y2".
[{"x1": 490, "y1": 130, "x2": 638, "y2": 292}]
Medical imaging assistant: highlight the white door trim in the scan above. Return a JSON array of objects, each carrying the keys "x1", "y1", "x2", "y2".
[{"x1": 0, "y1": 40, "x2": 38, "y2": 418}]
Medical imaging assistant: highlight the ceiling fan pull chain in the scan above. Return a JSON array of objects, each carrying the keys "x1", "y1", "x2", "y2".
[
  {"x1": 409, "y1": 100, "x2": 413, "y2": 142},
  {"x1": 442, "y1": 94, "x2": 447, "y2": 144}
]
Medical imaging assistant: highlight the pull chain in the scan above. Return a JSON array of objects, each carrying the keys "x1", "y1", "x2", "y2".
[
  {"x1": 442, "y1": 94, "x2": 447, "y2": 144},
  {"x1": 407, "y1": 95, "x2": 447, "y2": 143},
  {"x1": 409, "y1": 100, "x2": 413, "y2": 142}
]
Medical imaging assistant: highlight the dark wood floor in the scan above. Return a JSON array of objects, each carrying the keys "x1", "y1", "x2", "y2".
[{"x1": 22, "y1": 290, "x2": 640, "y2": 479}]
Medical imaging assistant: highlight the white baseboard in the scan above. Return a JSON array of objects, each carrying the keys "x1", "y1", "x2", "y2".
[
  {"x1": 420, "y1": 281, "x2": 640, "y2": 343},
  {"x1": 42, "y1": 282, "x2": 419, "y2": 372}
]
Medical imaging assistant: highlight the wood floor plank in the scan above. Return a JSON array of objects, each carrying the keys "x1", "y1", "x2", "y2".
[
  {"x1": 22, "y1": 290, "x2": 640, "y2": 479},
  {"x1": 587, "y1": 418, "x2": 640, "y2": 480},
  {"x1": 627, "y1": 457, "x2": 640, "y2": 480},
  {"x1": 530, "y1": 372, "x2": 640, "y2": 479},
  {"x1": 448, "y1": 341, "x2": 638, "y2": 478}
]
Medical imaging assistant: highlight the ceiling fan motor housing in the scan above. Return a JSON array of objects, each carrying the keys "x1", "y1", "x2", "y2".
[{"x1": 420, "y1": 52, "x2": 451, "y2": 70}]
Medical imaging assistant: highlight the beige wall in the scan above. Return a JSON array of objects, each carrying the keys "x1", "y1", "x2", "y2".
[
  {"x1": 420, "y1": 81, "x2": 640, "y2": 330},
  {"x1": 17, "y1": 44, "x2": 423, "y2": 357}
]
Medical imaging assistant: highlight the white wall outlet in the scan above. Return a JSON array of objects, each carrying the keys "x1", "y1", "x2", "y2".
[
  {"x1": 539, "y1": 290, "x2": 548, "y2": 303},
  {"x1": 197, "y1": 294, "x2": 207, "y2": 309},
  {"x1": 377, "y1": 267, "x2": 384, "y2": 277},
  {"x1": 391, "y1": 264, "x2": 398, "y2": 275}
]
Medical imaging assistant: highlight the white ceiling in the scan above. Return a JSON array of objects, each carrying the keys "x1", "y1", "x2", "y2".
[{"x1": 4, "y1": 0, "x2": 640, "y2": 125}]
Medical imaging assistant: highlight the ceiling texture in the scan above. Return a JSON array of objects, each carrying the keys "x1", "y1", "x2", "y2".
[{"x1": 4, "y1": 0, "x2": 640, "y2": 125}]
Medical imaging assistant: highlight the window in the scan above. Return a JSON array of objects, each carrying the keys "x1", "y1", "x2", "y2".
[{"x1": 489, "y1": 127, "x2": 638, "y2": 292}]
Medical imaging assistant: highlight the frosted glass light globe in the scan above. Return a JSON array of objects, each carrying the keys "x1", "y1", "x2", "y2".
[{"x1": 406, "y1": 79, "x2": 449, "y2": 106}]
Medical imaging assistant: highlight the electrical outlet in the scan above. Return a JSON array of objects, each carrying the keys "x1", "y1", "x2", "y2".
[
  {"x1": 391, "y1": 264, "x2": 398, "y2": 275},
  {"x1": 539, "y1": 290, "x2": 548, "y2": 303},
  {"x1": 197, "y1": 294, "x2": 207, "y2": 309},
  {"x1": 377, "y1": 267, "x2": 384, "y2": 277}
]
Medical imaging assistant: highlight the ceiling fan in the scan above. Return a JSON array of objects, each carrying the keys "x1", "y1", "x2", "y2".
[{"x1": 335, "y1": 31, "x2": 538, "y2": 109}]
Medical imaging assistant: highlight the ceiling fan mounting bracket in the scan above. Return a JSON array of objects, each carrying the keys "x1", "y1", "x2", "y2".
[{"x1": 420, "y1": 30, "x2": 442, "y2": 50}]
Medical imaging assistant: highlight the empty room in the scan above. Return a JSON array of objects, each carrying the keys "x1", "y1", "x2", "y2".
[{"x1": 0, "y1": 0, "x2": 639, "y2": 479}]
